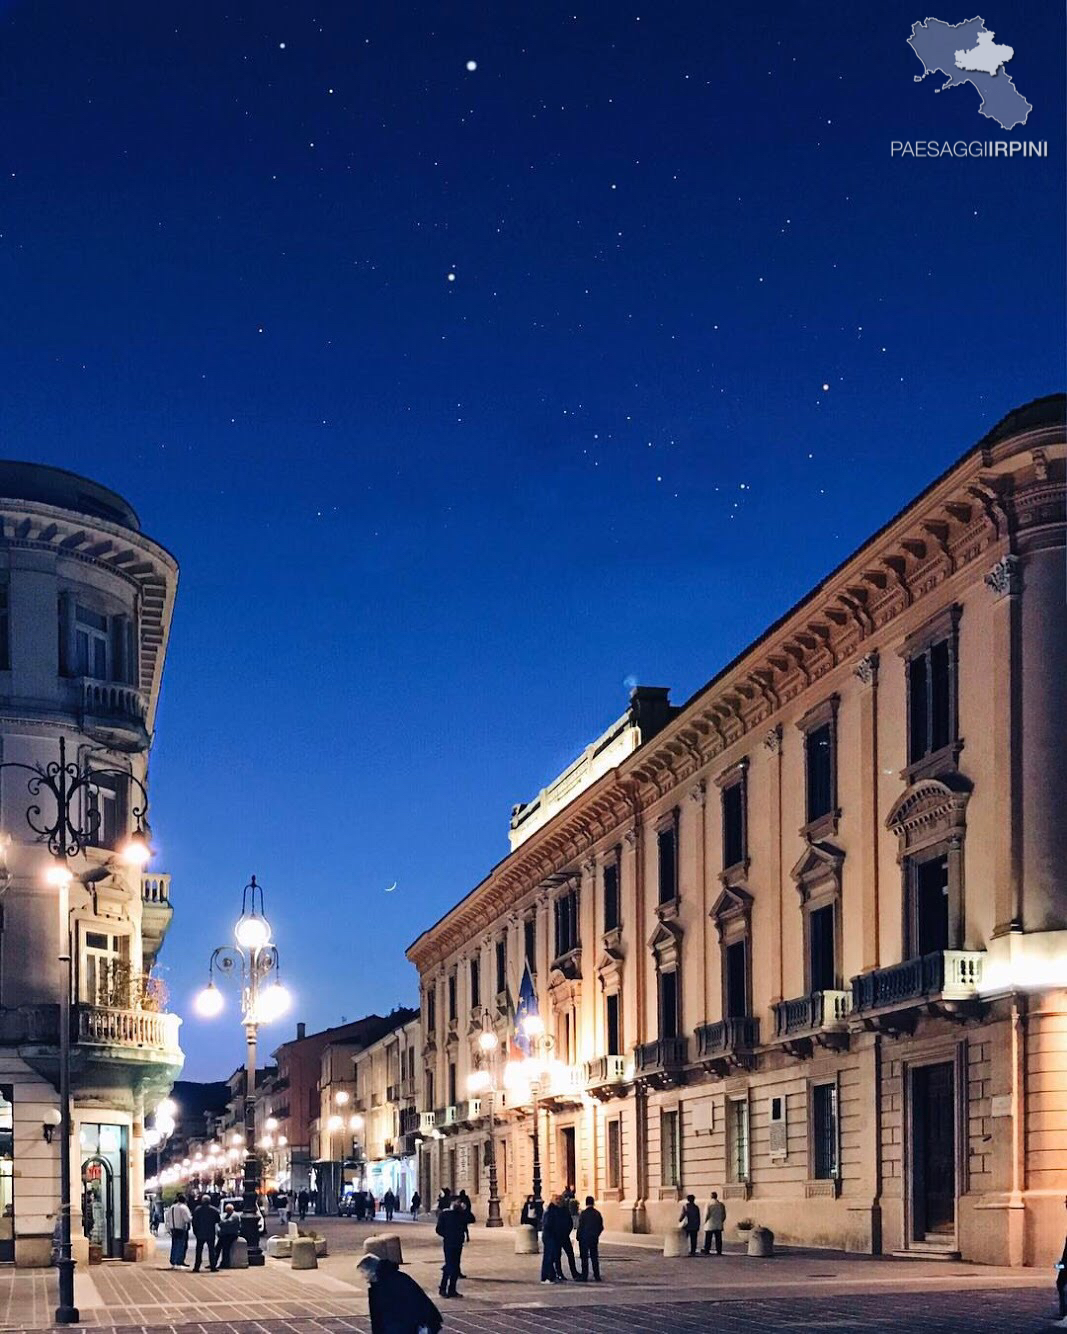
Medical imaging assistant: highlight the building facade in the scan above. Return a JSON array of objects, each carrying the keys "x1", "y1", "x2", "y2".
[
  {"x1": 0, "y1": 463, "x2": 183, "y2": 1265},
  {"x1": 407, "y1": 397, "x2": 1066, "y2": 1266}
]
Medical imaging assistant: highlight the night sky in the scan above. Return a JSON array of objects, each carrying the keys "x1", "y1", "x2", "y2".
[{"x1": 0, "y1": 3, "x2": 1062, "y2": 1079}]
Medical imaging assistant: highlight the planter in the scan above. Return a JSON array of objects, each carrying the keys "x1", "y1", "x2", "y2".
[{"x1": 747, "y1": 1227, "x2": 774, "y2": 1257}]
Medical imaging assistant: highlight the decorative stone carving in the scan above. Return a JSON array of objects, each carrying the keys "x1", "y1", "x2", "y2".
[
  {"x1": 623, "y1": 828, "x2": 638, "y2": 848},
  {"x1": 853, "y1": 651, "x2": 880, "y2": 687},
  {"x1": 763, "y1": 725, "x2": 783, "y2": 755},
  {"x1": 688, "y1": 779, "x2": 707, "y2": 806},
  {"x1": 885, "y1": 775, "x2": 972, "y2": 854},
  {"x1": 984, "y1": 554, "x2": 1021, "y2": 599}
]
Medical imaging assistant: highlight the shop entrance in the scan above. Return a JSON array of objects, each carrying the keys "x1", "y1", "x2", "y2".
[
  {"x1": 0, "y1": 1087, "x2": 13, "y2": 1262},
  {"x1": 80, "y1": 1123, "x2": 128, "y2": 1258},
  {"x1": 911, "y1": 1062, "x2": 956, "y2": 1242}
]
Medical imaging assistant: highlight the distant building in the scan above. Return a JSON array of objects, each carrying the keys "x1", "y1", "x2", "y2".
[
  {"x1": 0, "y1": 464, "x2": 182, "y2": 1265},
  {"x1": 407, "y1": 397, "x2": 1066, "y2": 1267}
]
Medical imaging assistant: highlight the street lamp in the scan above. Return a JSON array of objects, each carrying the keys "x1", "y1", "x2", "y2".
[
  {"x1": 510, "y1": 1014, "x2": 552, "y2": 1215},
  {"x1": 0, "y1": 734, "x2": 154, "y2": 1326},
  {"x1": 145, "y1": 1097, "x2": 178, "y2": 1192},
  {"x1": 468, "y1": 1018, "x2": 503, "y2": 1227},
  {"x1": 195, "y1": 875, "x2": 290, "y2": 1266}
]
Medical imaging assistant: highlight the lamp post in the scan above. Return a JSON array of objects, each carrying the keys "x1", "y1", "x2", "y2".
[
  {"x1": 467, "y1": 1017, "x2": 502, "y2": 1227},
  {"x1": 144, "y1": 1096, "x2": 177, "y2": 1195},
  {"x1": 0, "y1": 735, "x2": 152, "y2": 1326},
  {"x1": 513, "y1": 1014, "x2": 552, "y2": 1215},
  {"x1": 195, "y1": 876, "x2": 290, "y2": 1266}
]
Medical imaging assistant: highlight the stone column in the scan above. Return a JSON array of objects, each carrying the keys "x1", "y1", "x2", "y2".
[
  {"x1": 854, "y1": 652, "x2": 881, "y2": 971},
  {"x1": 687, "y1": 782, "x2": 708, "y2": 1026},
  {"x1": 128, "y1": 1107, "x2": 149, "y2": 1256},
  {"x1": 985, "y1": 554, "x2": 1023, "y2": 937}
]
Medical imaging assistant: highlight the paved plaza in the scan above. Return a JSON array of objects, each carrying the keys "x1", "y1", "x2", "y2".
[{"x1": 0, "y1": 1216, "x2": 1056, "y2": 1333}]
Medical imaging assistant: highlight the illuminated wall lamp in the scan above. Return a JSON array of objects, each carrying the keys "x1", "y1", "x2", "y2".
[{"x1": 42, "y1": 1107, "x2": 61, "y2": 1143}]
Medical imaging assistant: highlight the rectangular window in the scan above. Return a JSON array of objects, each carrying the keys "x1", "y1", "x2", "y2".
[
  {"x1": 657, "y1": 823, "x2": 677, "y2": 905},
  {"x1": 447, "y1": 973, "x2": 457, "y2": 1023},
  {"x1": 661, "y1": 1109, "x2": 680, "y2": 1187},
  {"x1": 447, "y1": 1063, "x2": 456, "y2": 1106},
  {"x1": 607, "y1": 1118, "x2": 621, "y2": 1190},
  {"x1": 812, "y1": 1082, "x2": 839, "y2": 1179},
  {"x1": 0, "y1": 586, "x2": 9, "y2": 672},
  {"x1": 809, "y1": 904, "x2": 836, "y2": 992},
  {"x1": 426, "y1": 988, "x2": 436, "y2": 1033},
  {"x1": 554, "y1": 886, "x2": 579, "y2": 959},
  {"x1": 913, "y1": 854, "x2": 950, "y2": 956},
  {"x1": 426, "y1": 1070, "x2": 435, "y2": 1110},
  {"x1": 725, "y1": 940, "x2": 748, "y2": 1019},
  {"x1": 603, "y1": 860, "x2": 620, "y2": 932},
  {"x1": 469, "y1": 957, "x2": 480, "y2": 1009},
  {"x1": 722, "y1": 781, "x2": 745, "y2": 870},
  {"x1": 805, "y1": 722, "x2": 834, "y2": 824},
  {"x1": 726, "y1": 1097, "x2": 750, "y2": 1182},
  {"x1": 75, "y1": 605, "x2": 109, "y2": 681},
  {"x1": 605, "y1": 992, "x2": 621, "y2": 1056},
  {"x1": 495, "y1": 939, "x2": 506, "y2": 995},
  {"x1": 524, "y1": 917, "x2": 536, "y2": 973},
  {"x1": 659, "y1": 969, "x2": 679, "y2": 1040},
  {"x1": 83, "y1": 930, "x2": 128, "y2": 1007},
  {"x1": 908, "y1": 633, "x2": 956, "y2": 766},
  {"x1": 87, "y1": 775, "x2": 125, "y2": 851}
]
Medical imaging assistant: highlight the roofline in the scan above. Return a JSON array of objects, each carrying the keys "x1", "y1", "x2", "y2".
[{"x1": 406, "y1": 393, "x2": 1065, "y2": 963}]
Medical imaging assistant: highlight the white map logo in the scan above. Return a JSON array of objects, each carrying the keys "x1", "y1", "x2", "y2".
[{"x1": 908, "y1": 16, "x2": 1032, "y2": 131}]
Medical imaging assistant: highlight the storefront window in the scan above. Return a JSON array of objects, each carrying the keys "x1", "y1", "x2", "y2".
[{"x1": 79, "y1": 1122, "x2": 128, "y2": 1258}]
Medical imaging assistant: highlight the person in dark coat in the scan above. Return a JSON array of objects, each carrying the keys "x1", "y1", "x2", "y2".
[
  {"x1": 357, "y1": 1254, "x2": 443, "y2": 1334},
  {"x1": 218, "y1": 1203, "x2": 242, "y2": 1268},
  {"x1": 456, "y1": 1189, "x2": 474, "y2": 1243},
  {"x1": 520, "y1": 1194, "x2": 542, "y2": 1232},
  {"x1": 576, "y1": 1195, "x2": 604, "y2": 1281},
  {"x1": 191, "y1": 1195, "x2": 221, "y2": 1272},
  {"x1": 555, "y1": 1195, "x2": 579, "y2": 1279},
  {"x1": 541, "y1": 1195, "x2": 577, "y2": 1282},
  {"x1": 382, "y1": 1188, "x2": 396, "y2": 1222},
  {"x1": 435, "y1": 1198, "x2": 466, "y2": 1298},
  {"x1": 410, "y1": 1191, "x2": 421, "y2": 1221},
  {"x1": 297, "y1": 1188, "x2": 310, "y2": 1221},
  {"x1": 435, "y1": 1187, "x2": 452, "y2": 1217},
  {"x1": 680, "y1": 1194, "x2": 701, "y2": 1256}
]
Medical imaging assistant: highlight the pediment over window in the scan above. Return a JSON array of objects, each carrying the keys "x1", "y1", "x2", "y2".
[
  {"x1": 886, "y1": 775, "x2": 972, "y2": 854},
  {"x1": 648, "y1": 918, "x2": 683, "y2": 971},
  {"x1": 790, "y1": 841, "x2": 844, "y2": 903},
  {"x1": 596, "y1": 946, "x2": 624, "y2": 991},
  {"x1": 709, "y1": 883, "x2": 753, "y2": 935}
]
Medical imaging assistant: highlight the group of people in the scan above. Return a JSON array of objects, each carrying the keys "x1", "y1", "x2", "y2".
[
  {"x1": 679, "y1": 1191, "x2": 728, "y2": 1256},
  {"x1": 274, "y1": 1188, "x2": 314, "y2": 1224},
  {"x1": 536, "y1": 1192, "x2": 604, "y2": 1283},
  {"x1": 162, "y1": 1193, "x2": 245, "y2": 1272}
]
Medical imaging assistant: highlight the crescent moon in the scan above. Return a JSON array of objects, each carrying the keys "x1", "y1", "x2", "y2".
[{"x1": 384, "y1": 881, "x2": 397, "y2": 893}]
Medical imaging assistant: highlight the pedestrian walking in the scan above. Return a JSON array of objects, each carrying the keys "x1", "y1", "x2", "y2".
[
  {"x1": 457, "y1": 1189, "x2": 473, "y2": 1242},
  {"x1": 297, "y1": 1188, "x2": 309, "y2": 1221},
  {"x1": 383, "y1": 1188, "x2": 396, "y2": 1222},
  {"x1": 435, "y1": 1187, "x2": 452, "y2": 1217},
  {"x1": 539, "y1": 1196, "x2": 563, "y2": 1283},
  {"x1": 520, "y1": 1193, "x2": 542, "y2": 1232},
  {"x1": 165, "y1": 1193, "x2": 192, "y2": 1269},
  {"x1": 191, "y1": 1195, "x2": 221, "y2": 1272},
  {"x1": 357, "y1": 1253, "x2": 443, "y2": 1333},
  {"x1": 149, "y1": 1197, "x2": 164, "y2": 1234},
  {"x1": 218, "y1": 1203, "x2": 241, "y2": 1268},
  {"x1": 702, "y1": 1191, "x2": 726, "y2": 1255},
  {"x1": 680, "y1": 1194, "x2": 701, "y2": 1256},
  {"x1": 557, "y1": 1196, "x2": 579, "y2": 1279},
  {"x1": 435, "y1": 1197, "x2": 466, "y2": 1298},
  {"x1": 368, "y1": 1192, "x2": 377, "y2": 1220},
  {"x1": 410, "y1": 1190, "x2": 421, "y2": 1221},
  {"x1": 576, "y1": 1195, "x2": 603, "y2": 1282},
  {"x1": 275, "y1": 1189, "x2": 290, "y2": 1227}
]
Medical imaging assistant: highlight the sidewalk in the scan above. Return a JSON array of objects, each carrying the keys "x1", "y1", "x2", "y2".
[{"x1": 0, "y1": 1216, "x2": 1050, "y2": 1331}]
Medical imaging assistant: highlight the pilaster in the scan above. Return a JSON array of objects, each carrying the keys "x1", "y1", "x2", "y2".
[{"x1": 854, "y1": 652, "x2": 881, "y2": 971}]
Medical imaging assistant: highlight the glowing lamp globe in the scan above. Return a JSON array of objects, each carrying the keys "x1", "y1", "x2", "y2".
[
  {"x1": 121, "y1": 829, "x2": 152, "y2": 867},
  {"x1": 235, "y1": 911, "x2": 271, "y2": 950},
  {"x1": 144, "y1": 1128, "x2": 161, "y2": 1149},
  {"x1": 45, "y1": 863, "x2": 73, "y2": 888},
  {"x1": 257, "y1": 982, "x2": 290, "y2": 1023},
  {"x1": 155, "y1": 1113, "x2": 175, "y2": 1137},
  {"x1": 327, "y1": 1114, "x2": 343, "y2": 1132},
  {"x1": 335, "y1": 1089, "x2": 350, "y2": 1106},
  {"x1": 265, "y1": 1117, "x2": 279, "y2": 1131},
  {"x1": 478, "y1": 1030, "x2": 499, "y2": 1053},
  {"x1": 277, "y1": 1134, "x2": 287, "y2": 1146},
  {"x1": 349, "y1": 1114, "x2": 363, "y2": 1131},
  {"x1": 522, "y1": 1014, "x2": 545, "y2": 1039},
  {"x1": 156, "y1": 1097, "x2": 178, "y2": 1120},
  {"x1": 194, "y1": 982, "x2": 224, "y2": 1018}
]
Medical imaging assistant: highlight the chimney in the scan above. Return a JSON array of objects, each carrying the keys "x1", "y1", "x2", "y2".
[
  {"x1": 297, "y1": 1022, "x2": 306, "y2": 1040},
  {"x1": 628, "y1": 685, "x2": 675, "y2": 741}
]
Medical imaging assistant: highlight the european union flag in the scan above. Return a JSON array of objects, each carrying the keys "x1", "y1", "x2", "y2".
[{"x1": 512, "y1": 963, "x2": 539, "y2": 1058}]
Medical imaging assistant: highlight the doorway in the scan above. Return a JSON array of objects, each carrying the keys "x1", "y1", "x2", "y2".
[
  {"x1": 911, "y1": 1062, "x2": 956, "y2": 1242},
  {"x1": 80, "y1": 1123, "x2": 128, "y2": 1258},
  {"x1": 81, "y1": 1156, "x2": 115, "y2": 1258},
  {"x1": 0, "y1": 1087, "x2": 13, "y2": 1262},
  {"x1": 560, "y1": 1126, "x2": 576, "y2": 1193}
]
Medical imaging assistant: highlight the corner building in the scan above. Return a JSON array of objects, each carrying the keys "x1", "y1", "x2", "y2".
[
  {"x1": 407, "y1": 396, "x2": 1066, "y2": 1266},
  {"x1": 0, "y1": 464, "x2": 182, "y2": 1265}
]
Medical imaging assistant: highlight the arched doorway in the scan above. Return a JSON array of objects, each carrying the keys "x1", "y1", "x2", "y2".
[{"x1": 81, "y1": 1155, "x2": 116, "y2": 1259}]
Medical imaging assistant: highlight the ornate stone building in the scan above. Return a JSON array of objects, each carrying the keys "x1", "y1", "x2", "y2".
[
  {"x1": 407, "y1": 395, "x2": 1066, "y2": 1265},
  {"x1": 0, "y1": 463, "x2": 183, "y2": 1265}
]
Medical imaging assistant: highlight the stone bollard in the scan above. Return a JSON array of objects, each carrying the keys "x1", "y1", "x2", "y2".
[
  {"x1": 288, "y1": 1221, "x2": 301, "y2": 1238},
  {"x1": 747, "y1": 1227, "x2": 774, "y2": 1258},
  {"x1": 230, "y1": 1236, "x2": 250, "y2": 1269},
  {"x1": 266, "y1": 1234, "x2": 292, "y2": 1258},
  {"x1": 514, "y1": 1227, "x2": 539, "y2": 1255},
  {"x1": 662, "y1": 1228, "x2": 687, "y2": 1258},
  {"x1": 291, "y1": 1236, "x2": 318, "y2": 1270},
  {"x1": 363, "y1": 1233, "x2": 403, "y2": 1265}
]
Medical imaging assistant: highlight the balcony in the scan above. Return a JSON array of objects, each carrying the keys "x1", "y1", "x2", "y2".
[
  {"x1": 140, "y1": 873, "x2": 173, "y2": 961},
  {"x1": 696, "y1": 1017, "x2": 760, "y2": 1075},
  {"x1": 542, "y1": 1062, "x2": 585, "y2": 1109},
  {"x1": 851, "y1": 951, "x2": 985, "y2": 1031},
  {"x1": 771, "y1": 990, "x2": 851, "y2": 1057},
  {"x1": 76, "y1": 1003, "x2": 181, "y2": 1053},
  {"x1": 455, "y1": 1098, "x2": 482, "y2": 1122},
  {"x1": 76, "y1": 677, "x2": 148, "y2": 740},
  {"x1": 633, "y1": 1036, "x2": 687, "y2": 1089},
  {"x1": 399, "y1": 1107, "x2": 420, "y2": 1136},
  {"x1": 584, "y1": 1054, "x2": 628, "y2": 1100},
  {"x1": 419, "y1": 1111, "x2": 437, "y2": 1134}
]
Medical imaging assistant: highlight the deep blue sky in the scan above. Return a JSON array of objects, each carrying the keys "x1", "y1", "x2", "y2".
[{"x1": 0, "y1": 3, "x2": 1062, "y2": 1078}]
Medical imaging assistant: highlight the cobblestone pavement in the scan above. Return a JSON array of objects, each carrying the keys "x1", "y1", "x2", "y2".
[{"x1": 0, "y1": 1216, "x2": 1053, "y2": 1333}]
